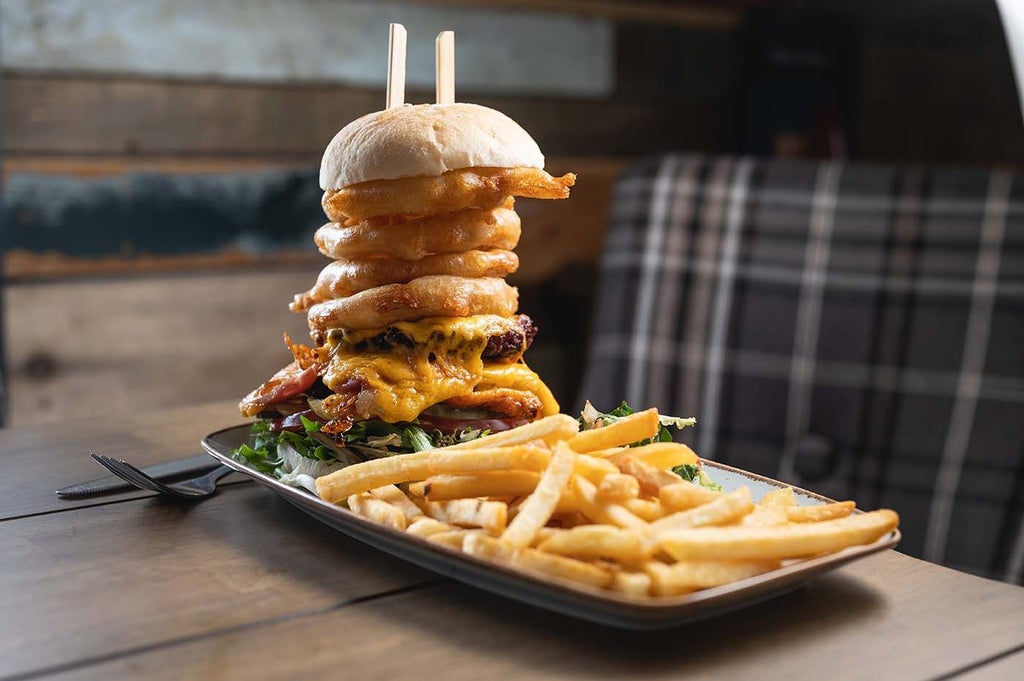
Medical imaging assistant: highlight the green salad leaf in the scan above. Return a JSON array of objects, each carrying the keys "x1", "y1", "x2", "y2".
[
  {"x1": 672, "y1": 462, "x2": 723, "y2": 492},
  {"x1": 579, "y1": 400, "x2": 720, "y2": 490},
  {"x1": 578, "y1": 400, "x2": 695, "y2": 447},
  {"x1": 234, "y1": 416, "x2": 492, "y2": 476},
  {"x1": 232, "y1": 417, "x2": 350, "y2": 474}
]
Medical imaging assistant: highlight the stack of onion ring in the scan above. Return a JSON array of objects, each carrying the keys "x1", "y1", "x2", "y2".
[
  {"x1": 242, "y1": 102, "x2": 575, "y2": 430},
  {"x1": 299, "y1": 167, "x2": 574, "y2": 334}
]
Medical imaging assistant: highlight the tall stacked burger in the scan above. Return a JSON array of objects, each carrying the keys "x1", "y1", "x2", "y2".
[{"x1": 235, "y1": 103, "x2": 575, "y2": 485}]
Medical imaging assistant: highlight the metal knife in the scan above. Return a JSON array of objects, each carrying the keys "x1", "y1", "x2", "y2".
[{"x1": 56, "y1": 453, "x2": 220, "y2": 498}]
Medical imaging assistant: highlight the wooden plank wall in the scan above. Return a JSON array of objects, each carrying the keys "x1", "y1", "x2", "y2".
[
  {"x1": 2, "y1": 156, "x2": 626, "y2": 427},
  {"x1": 2, "y1": 2, "x2": 739, "y2": 426},
  {"x1": 6, "y1": 0, "x2": 1022, "y2": 427}
]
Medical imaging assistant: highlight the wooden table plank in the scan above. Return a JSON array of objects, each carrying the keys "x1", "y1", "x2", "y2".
[
  {"x1": 0, "y1": 401, "x2": 243, "y2": 519},
  {"x1": 33, "y1": 551, "x2": 1024, "y2": 681},
  {"x1": 952, "y1": 648, "x2": 1024, "y2": 680},
  {"x1": 5, "y1": 401, "x2": 1024, "y2": 680},
  {"x1": 0, "y1": 484, "x2": 435, "y2": 679}
]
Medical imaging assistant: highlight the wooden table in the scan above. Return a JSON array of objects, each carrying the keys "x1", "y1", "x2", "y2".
[{"x1": 3, "y1": 401, "x2": 1023, "y2": 680}]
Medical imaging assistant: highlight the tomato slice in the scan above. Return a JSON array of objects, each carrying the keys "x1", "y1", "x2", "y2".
[{"x1": 239, "y1": 362, "x2": 319, "y2": 417}]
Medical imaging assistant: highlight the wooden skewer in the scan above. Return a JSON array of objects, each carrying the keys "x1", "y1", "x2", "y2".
[
  {"x1": 386, "y1": 23, "x2": 407, "y2": 109},
  {"x1": 435, "y1": 30, "x2": 455, "y2": 105}
]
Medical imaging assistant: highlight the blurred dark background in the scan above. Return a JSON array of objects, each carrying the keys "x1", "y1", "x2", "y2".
[{"x1": 2, "y1": 0, "x2": 1021, "y2": 426}]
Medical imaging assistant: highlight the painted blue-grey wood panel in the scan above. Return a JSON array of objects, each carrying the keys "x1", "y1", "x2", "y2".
[{"x1": 0, "y1": 0, "x2": 613, "y2": 97}]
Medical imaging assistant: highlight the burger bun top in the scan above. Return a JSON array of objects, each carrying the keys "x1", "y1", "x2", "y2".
[{"x1": 319, "y1": 103, "x2": 545, "y2": 190}]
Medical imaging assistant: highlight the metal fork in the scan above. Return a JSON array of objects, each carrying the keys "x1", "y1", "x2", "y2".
[{"x1": 90, "y1": 454, "x2": 234, "y2": 500}]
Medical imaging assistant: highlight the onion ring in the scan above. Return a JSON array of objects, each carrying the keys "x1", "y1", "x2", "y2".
[
  {"x1": 442, "y1": 388, "x2": 543, "y2": 420},
  {"x1": 314, "y1": 206, "x2": 522, "y2": 260},
  {"x1": 307, "y1": 276, "x2": 518, "y2": 332},
  {"x1": 291, "y1": 250, "x2": 519, "y2": 311},
  {"x1": 322, "y1": 167, "x2": 575, "y2": 222}
]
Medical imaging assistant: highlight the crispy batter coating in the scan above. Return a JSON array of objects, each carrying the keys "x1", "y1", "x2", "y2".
[
  {"x1": 443, "y1": 388, "x2": 543, "y2": 420},
  {"x1": 291, "y1": 250, "x2": 519, "y2": 311},
  {"x1": 307, "y1": 275, "x2": 518, "y2": 332},
  {"x1": 314, "y1": 205, "x2": 522, "y2": 260},
  {"x1": 322, "y1": 167, "x2": 575, "y2": 223}
]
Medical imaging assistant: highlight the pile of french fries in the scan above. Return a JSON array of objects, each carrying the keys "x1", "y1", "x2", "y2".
[{"x1": 315, "y1": 409, "x2": 899, "y2": 598}]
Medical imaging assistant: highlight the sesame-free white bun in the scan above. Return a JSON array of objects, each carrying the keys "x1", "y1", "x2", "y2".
[{"x1": 319, "y1": 103, "x2": 545, "y2": 190}]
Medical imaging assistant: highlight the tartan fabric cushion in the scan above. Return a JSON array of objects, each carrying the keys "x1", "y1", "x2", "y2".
[{"x1": 579, "y1": 155, "x2": 1024, "y2": 583}]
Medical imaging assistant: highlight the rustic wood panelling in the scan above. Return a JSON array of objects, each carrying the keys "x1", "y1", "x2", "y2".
[
  {"x1": 409, "y1": 0, "x2": 741, "y2": 28},
  {"x1": 1, "y1": 155, "x2": 623, "y2": 284},
  {"x1": 3, "y1": 74, "x2": 728, "y2": 158},
  {"x1": 3, "y1": 264, "x2": 600, "y2": 426},
  {"x1": 2, "y1": 0, "x2": 614, "y2": 96},
  {"x1": 2, "y1": 155, "x2": 310, "y2": 176},
  {"x1": 2, "y1": 154, "x2": 619, "y2": 425},
  {"x1": 5, "y1": 269, "x2": 318, "y2": 427},
  {"x1": 1, "y1": 152, "x2": 621, "y2": 424}
]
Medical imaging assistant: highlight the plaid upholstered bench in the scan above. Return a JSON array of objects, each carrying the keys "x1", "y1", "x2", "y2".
[{"x1": 579, "y1": 155, "x2": 1024, "y2": 584}]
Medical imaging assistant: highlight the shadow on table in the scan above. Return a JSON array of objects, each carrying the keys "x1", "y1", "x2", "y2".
[
  {"x1": 199, "y1": 490, "x2": 885, "y2": 676},
  {"x1": 392, "y1": 577, "x2": 883, "y2": 675}
]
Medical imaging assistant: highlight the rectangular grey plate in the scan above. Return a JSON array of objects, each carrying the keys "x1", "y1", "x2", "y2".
[{"x1": 203, "y1": 424, "x2": 900, "y2": 629}]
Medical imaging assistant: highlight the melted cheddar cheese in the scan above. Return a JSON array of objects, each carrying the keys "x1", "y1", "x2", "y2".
[
  {"x1": 478, "y1": 363, "x2": 560, "y2": 417},
  {"x1": 321, "y1": 315, "x2": 556, "y2": 423}
]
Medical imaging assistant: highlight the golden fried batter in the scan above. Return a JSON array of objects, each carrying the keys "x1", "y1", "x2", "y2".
[
  {"x1": 292, "y1": 250, "x2": 519, "y2": 311},
  {"x1": 323, "y1": 167, "x2": 575, "y2": 223},
  {"x1": 314, "y1": 205, "x2": 522, "y2": 260},
  {"x1": 307, "y1": 275, "x2": 518, "y2": 332},
  {"x1": 442, "y1": 388, "x2": 543, "y2": 420}
]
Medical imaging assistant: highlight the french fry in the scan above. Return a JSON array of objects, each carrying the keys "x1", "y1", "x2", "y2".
[
  {"x1": 347, "y1": 492, "x2": 407, "y2": 530},
  {"x1": 537, "y1": 524, "x2": 644, "y2": 564},
  {"x1": 582, "y1": 446, "x2": 628, "y2": 459},
  {"x1": 406, "y1": 517, "x2": 455, "y2": 538},
  {"x1": 617, "y1": 456, "x2": 682, "y2": 497},
  {"x1": 659, "y1": 480, "x2": 722, "y2": 510},
  {"x1": 422, "y1": 498, "x2": 508, "y2": 534},
  {"x1": 533, "y1": 527, "x2": 559, "y2": 544},
  {"x1": 426, "y1": 529, "x2": 480, "y2": 550},
  {"x1": 554, "y1": 489, "x2": 580, "y2": 515},
  {"x1": 740, "y1": 505, "x2": 789, "y2": 528},
  {"x1": 659, "y1": 509, "x2": 900, "y2": 561},
  {"x1": 787, "y1": 501, "x2": 856, "y2": 523},
  {"x1": 622, "y1": 497, "x2": 666, "y2": 522},
  {"x1": 572, "y1": 475, "x2": 650, "y2": 535},
  {"x1": 318, "y1": 402, "x2": 901, "y2": 598},
  {"x1": 316, "y1": 445, "x2": 550, "y2": 503},
  {"x1": 758, "y1": 487, "x2": 797, "y2": 508},
  {"x1": 368, "y1": 484, "x2": 424, "y2": 522},
  {"x1": 464, "y1": 533, "x2": 613, "y2": 589},
  {"x1": 552, "y1": 512, "x2": 593, "y2": 529},
  {"x1": 611, "y1": 570, "x2": 652, "y2": 597},
  {"x1": 573, "y1": 454, "x2": 619, "y2": 484},
  {"x1": 597, "y1": 473, "x2": 641, "y2": 502},
  {"x1": 441, "y1": 414, "x2": 579, "y2": 450},
  {"x1": 646, "y1": 559, "x2": 780, "y2": 595},
  {"x1": 651, "y1": 487, "x2": 753, "y2": 535},
  {"x1": 408, "y1": 471, "x2": 541, "y2": 501},
  {"x1": 502, "y1": 442, "x2": 576, "y2": 547},
  {"x1": 611, "y1": 442, "x2": 699, "y2": 470},
  {"x1": 566, "y1": 409, "x2": 659, "y2": 452}
]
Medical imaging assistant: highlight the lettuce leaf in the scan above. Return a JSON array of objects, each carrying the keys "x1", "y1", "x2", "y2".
[
  {"x1": 672, "y1": 463, "x2": 723, "y2": 492},
  {"x1": 579, "y1": 400, "x2": 695, "y2": 446}
]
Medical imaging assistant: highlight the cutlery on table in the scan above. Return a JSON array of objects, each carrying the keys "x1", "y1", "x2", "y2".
[
  {"x1": 90, "y1": 454, "x2": 235, "y2": 500},
  {"x1": 56, "y1": 453, "x2": 221, "y2": 498}
]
